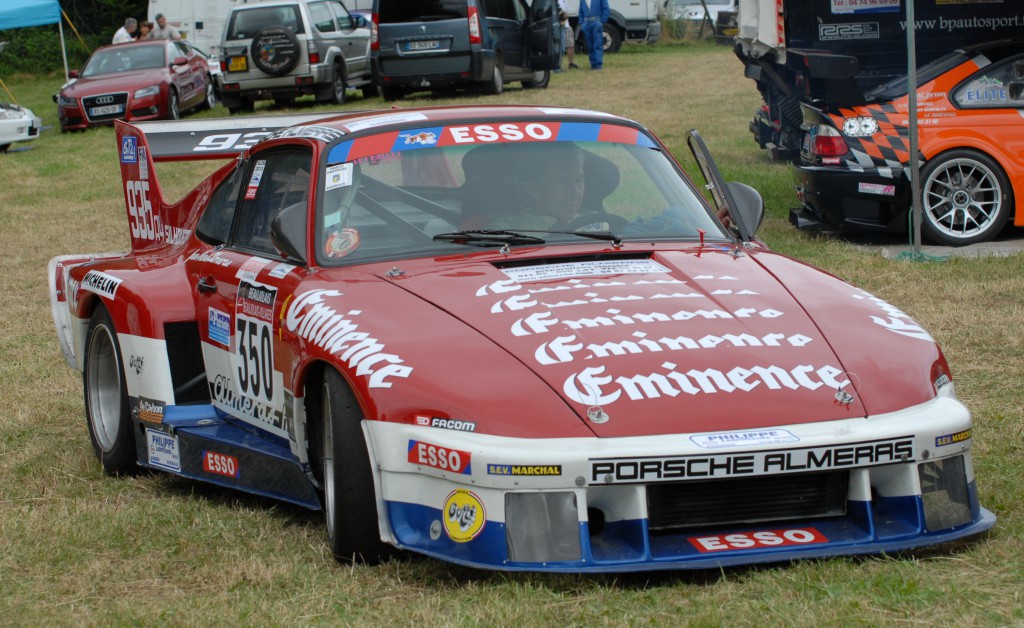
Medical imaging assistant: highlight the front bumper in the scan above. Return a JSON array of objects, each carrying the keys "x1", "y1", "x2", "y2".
[
  {"x1": 57, "y1": 92, "x2": 168, "y2": 131},
  {"x1": 370, "y1": 394, "x2": 994, "y2": 571},
  {"x1": 372, "y1": 49, "x2": 495, "y2": 89},
  {"x1": 0, "y1": 105, "x2": 42, "y2": 146},
  {"x1": 793, "y1": 162, "x2": 912, "y2": 233}
]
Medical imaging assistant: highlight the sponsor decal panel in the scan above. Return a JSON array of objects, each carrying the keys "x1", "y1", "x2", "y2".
[
  {"x1": 120, "y1": 136, "x2": 137, "y2": 163},
  {"x1": 135, "y1": 396, "x2": 165, "y2": 424},
  {"x1": 209, "y1": 307, "x2": 231, "y2": 346},
  {"x1": 691, "y1": 429, "x2": 800, "y2": 449},
  {"x1": 443, "y1": 489, "x2": 486, "y2": 543},
  {"x1": 852, "y1": 290, "x2": 933, "y2": 341},
  {"x1": 590, "y1": 437, "x2": 914, "y2": 484},
  {"x1": 936, "y1": 429, "x2": 971, "y2": 447},
  {"x1": 234, "y1": 281, "x2": 278, "y2": 407},
  {"x1": 414, "y1": 415, "x2": 477, "y2": 432},
  {"x1": 147, "y1": 429, "x2": 181, "y2": 472},
  {"x1": 128, "y1": 354, "x2": 145, "y2": 377},
  {"x1": 408, "y1": 440, "x2": 471, "y2": 474},
  {"x1": 285, "y1": 290, "x2": 413, "y2": 389},
  {"x1": 202, "y1": 450, "x2": 241, "y2": 478},
  {"x1": 487, "y1": 464, "x2": 562, "y2": 476},
  {"x1": 858, "y1": 182, "x2": 896, "y2": 196},
  {"x1": 500, "y1": 259, "x2": 670, "y2": 283},
  {"x1": 81, "y1": 270, "x2": 122, "y2": 300},
  {"x1": 690, "y1": 527, "x2": 828, "y2": 553}
]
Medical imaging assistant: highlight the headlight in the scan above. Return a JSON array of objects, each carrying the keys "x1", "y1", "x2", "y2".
[
  {"x1": 134, "y1": 85, "x2": 160, "y2": 99},
  {"x1": 58, "y1": 94, "x2": 77, "y2": 107},
  {"x1": 841, "y1": 116, "x2": 879, "y2": 137}
]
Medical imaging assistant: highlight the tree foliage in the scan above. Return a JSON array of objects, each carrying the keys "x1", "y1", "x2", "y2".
[{"x1": 0, "y1": 0, "x2": 148, "y2": 74}]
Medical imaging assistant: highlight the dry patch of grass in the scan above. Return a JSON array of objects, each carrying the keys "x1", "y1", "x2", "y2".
[{"x1": 0, "y1": 42, "x2": 1021, "y2": 623}]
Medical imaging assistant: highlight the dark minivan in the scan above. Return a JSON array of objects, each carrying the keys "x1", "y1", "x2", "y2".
[{"x1": 371, "y1": 0, "x2": 560, "y2": 100}]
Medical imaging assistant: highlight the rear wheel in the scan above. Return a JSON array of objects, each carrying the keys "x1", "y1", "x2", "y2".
[
  {"x1": 603, "y1": 24, "x2": 622, "y2": 53},
  {"x1": 485, "y1": 61, "x2": 504, "y2": 95},
  {"x1": 920, "y1": 149, "x2": 1012, "y2": 246},
  {"x1": 320, "y1": 368, "x2": 393, "y2": 564},
  {"x1": 83, "y1": 306, "x2": 138, "y2": 475},
  {"x1": 327, "y1": 65, "x2": 347, "y2": 105}
]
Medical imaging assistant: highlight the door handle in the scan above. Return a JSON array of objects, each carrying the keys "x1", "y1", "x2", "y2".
[{"x1": 197, "y1": 276, "x2": 217, "y2": 294}]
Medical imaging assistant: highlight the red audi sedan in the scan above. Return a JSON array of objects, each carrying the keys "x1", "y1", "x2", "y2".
[{"x1": 55, "y1": 39, "x2": 215, "y2": 132}]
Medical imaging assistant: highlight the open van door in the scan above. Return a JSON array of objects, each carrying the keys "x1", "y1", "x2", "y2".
[{"x1": 527, "y1": 0, "x2": 560, "y2": 70}]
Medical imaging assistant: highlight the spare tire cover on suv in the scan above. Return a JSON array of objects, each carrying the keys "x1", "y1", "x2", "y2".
[{"x1": 251, "y1": 26, "x2": 301, "y2": 76}]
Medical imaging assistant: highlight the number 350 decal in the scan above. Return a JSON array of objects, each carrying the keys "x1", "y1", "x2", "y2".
[{"x1": 234, "y1": 281, "x2": 278, "y2": 406}]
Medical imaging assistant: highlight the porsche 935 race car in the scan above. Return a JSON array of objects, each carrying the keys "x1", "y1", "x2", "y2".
[
  {"x1": 47, "y1": 105, "x2": 994, "y2": 571},
  {"x1": 793, "y1": 40, "x2": 1024, "y2": 246}
]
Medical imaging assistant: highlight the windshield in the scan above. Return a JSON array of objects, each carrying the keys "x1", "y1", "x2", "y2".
[
  {"x1": 315, "y1": 129, "x2": 726, "y2": 266},
  {"x1": 82, "y1": 44, "x2": 166, "y2": 77}
]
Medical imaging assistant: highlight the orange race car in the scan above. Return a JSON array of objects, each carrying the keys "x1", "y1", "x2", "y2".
[{"x1": 792, "y1": 40, "x2": 1024, "y2": 246}]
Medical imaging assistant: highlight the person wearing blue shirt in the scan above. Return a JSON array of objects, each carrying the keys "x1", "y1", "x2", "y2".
[{"x1": 578, "y1": 0, "x2": 610, "y2": 70}]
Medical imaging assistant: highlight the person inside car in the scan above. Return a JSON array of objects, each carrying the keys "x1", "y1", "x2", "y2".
[{"x1": 489, "y1": 143, "x2": 587, "y2": 231}]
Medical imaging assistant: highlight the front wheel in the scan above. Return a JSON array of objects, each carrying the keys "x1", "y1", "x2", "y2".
[
  {"x1": 83, "y1": 306, "x2": 138, "y2": 475},
  {"x1": 166, "y1": 88, "x2": 180, "y2": 120},
  {"x1": 200, "y1": 77, "x2": 216, "y2": 110},
  {"x1": 920, "y1": 149, "x2": 1012, "y2": 246},
  {"x1": 320, "y1": 368, "x2": 393, "y2": 564},
  {"x1": 522, "y1": 69, "x2": 550, "y2": 89}
]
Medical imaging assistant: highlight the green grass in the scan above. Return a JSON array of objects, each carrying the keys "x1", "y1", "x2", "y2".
[{"x1": 1, "y1": 41, "x2": 1022, "y2": 624}]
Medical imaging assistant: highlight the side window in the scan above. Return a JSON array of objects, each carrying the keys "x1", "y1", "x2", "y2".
[
  {"x1": 513, "y1": 0, "x2": 527, "y2": 21},
  {"x1": 166, "y1": 42, "x2": 178, "y2": 62},
  {"x1": 196, "y1": 165, "x2": 245, "y2": 245},
  {"x1": 330, "y1": 1, "x2": 352, "y2": 27},
  {"x1": 173, "y1": 41, "x2": 191, "y2": 59},
  {"x1": 308, "y1": 2, "x2": 337, "y2": 32},
  {"x1": 953, "y1": 57, "x2": 1024, "y2": 109},
  {"x1": 483, "y1": 0, "x2": 517, "y2": 21},
  {"x1": 232, "y1": 149, "x2": 312, "y2": 256}
]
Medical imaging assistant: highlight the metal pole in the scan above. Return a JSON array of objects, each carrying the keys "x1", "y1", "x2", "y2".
[{"x1": 907, "y1": 0, "x2": 922, "y2": 253}]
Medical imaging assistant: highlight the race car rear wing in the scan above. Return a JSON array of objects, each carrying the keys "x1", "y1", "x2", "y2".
[{"x1": 114, "y1": 114, "x2": 349, "y2": 255}]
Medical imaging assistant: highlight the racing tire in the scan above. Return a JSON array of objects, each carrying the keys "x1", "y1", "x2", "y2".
[
  {"x1": 603, "y1": 24, "x2": 622, "y2": 53},
  {"x1": 920, "y1": 149, "x2": 1012, "y2": 246},
  {"x1": 83, "y1": 306, "x2": 139, "y2": 476},
  {"x1": 250, "y1": 26, "x2": 301, "y2": 77},
  {"x1": 485, "y1": 61, "x2": 504, "y2": 96},
  {"x1": 320, "y1": 367, "x2": 394, "y2": 564},
  {"x1": 199, "y1": 77, "x2": 216, "y2": 110},
  {"x1": 521, "y1": 69, "x2": 550, "y2": 89},
  {"x1": 167, "y1": 88, "x2": 180, "y2": 121},
  {"x1": 380, "y1": 85, "x2": 403, "y2": 102}
]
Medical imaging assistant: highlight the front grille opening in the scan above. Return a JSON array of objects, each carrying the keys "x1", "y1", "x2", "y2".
[
  {"x1": 647, "y1": 471, "x2": 848, "y2": 533},
  {"x1": 164, "y1": 321, "x2": 210, "y2": 404}
]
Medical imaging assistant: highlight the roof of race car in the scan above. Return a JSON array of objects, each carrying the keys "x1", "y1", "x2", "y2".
[{"x1": 132, "y1": 105, "x2": 643, "y2": 162}]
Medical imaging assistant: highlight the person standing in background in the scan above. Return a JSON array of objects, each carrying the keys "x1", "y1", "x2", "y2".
[
  {"x1": 148, "y1": 14, "x2": 181, "y2": 40},
  {"x1": 136, "y1": 21, "x2": 153, "y2": 40},
  {"x1": 111, "y1": 18, "x2": 137, "y2": 44},
  {"x1": 556, "y1": 0, "x2": 578, "y2": 70},
  {"x1": 578, "y1": 0, "x2": 609, "y2": 70}
]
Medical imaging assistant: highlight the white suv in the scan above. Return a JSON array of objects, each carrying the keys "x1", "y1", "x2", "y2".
[{"x1": 218, "y1": 0, "x2": 374, "y2": 113}]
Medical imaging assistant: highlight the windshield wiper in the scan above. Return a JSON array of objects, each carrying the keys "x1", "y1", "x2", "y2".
[{"x1": 432, "y1": 230, "x2": 547, "y2": 246}]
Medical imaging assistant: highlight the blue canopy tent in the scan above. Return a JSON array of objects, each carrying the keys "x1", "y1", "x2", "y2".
[{"x1": 0, "y1": 0, "x2": 70, "y2": 79}]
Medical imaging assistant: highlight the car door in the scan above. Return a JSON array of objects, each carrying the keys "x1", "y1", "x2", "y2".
[
  {"x1": 525, "y1": 0, "x2": 559, "y2": 71},
  {"x1": 187, "y1": 147, "x2": 312, "y2": 439},
  {"x1": 483, "y1": 0, "x2": 527, "y2": 74},
  {"x1": 330, "y1": 0, "x2": 371, "y2": 78},
  {"x1": 168, "y1": 41, "x2": 200, "y2": 106}
]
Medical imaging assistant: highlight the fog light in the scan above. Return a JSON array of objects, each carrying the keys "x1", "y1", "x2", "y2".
[
  {"x1": 919, "y1": 455, "x2": 972, "y2": 531},
  {"x1": 506, "y1": 492, "x2": 581, "y2": 563}
]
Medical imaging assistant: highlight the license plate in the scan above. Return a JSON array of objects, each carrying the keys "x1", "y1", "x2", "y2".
[
  {"x1": 229, "y1": 55, "x2": 248, "y2": 72},
  {"x1": 405, "y1": 40, "x2": 440, "y2": 51},
  {"x1": 90, "y1": 104, "x2": 123, "y2": 116}
]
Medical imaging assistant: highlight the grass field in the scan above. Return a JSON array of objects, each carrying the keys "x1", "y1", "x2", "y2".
[{"x1": 1, "y1": 41, "x2": 1022, "y2": 624}]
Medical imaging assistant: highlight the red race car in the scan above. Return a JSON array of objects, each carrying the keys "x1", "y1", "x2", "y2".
[
  {"x1": 48, "y1": 106, "x2": 993, "y2": 571},
  {"x1": 54, "y1": 39, "x2": 216, "y2": 132}
]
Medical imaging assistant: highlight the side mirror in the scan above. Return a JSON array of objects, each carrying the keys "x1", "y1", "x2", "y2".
[
  {"x1": 171, "y1": 56, "x2": 188, "y2": 66},
  {"x1": 725, "y1": 182, "x2": 765, "y2": 238},
  {"x1": 352, "y1": 14, "x2": 368, "y2": 29},
  {"x1": 270, "y1": 202, "x2": 307, "y2": 264}
]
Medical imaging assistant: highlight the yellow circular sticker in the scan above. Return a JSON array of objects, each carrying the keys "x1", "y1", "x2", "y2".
[{"x1": 442, "y1": 489, "x2": 486, "y2": 543}]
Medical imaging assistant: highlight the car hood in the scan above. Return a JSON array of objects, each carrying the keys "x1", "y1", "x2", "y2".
[
  {"x1": 384, "y1": 247, "x2": 944, "y2": 438},
  {"x1": 64, "y1": 71, "x2": 165, "y2": 96}
]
